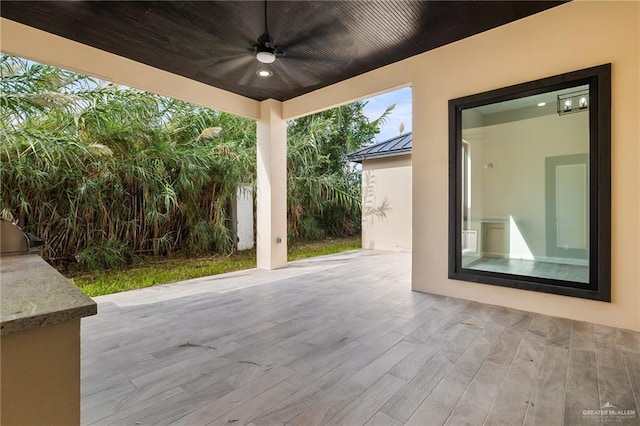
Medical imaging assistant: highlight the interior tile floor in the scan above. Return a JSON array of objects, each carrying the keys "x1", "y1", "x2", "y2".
[
  {"x1": 462, "y1": 256, "x2": 589, "y2": 283},
  {"x1": 81, "y1": 250, "x2": 640, "y2": 425}
]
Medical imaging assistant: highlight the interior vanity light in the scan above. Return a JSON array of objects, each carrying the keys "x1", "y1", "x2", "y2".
[{"x1": 557, "y1": 89, "x2": 589, "y2": 115}]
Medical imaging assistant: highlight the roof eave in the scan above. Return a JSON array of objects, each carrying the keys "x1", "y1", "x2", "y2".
[{"x1": 347, "y1": 148, "x2": 412, "y2": 163}]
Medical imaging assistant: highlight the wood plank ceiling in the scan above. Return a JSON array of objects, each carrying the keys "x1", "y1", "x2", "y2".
[{"x1": 1, "y1": 1, "x2": 566, "y2": 101}]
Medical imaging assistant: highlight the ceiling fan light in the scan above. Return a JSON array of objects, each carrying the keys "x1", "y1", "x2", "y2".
[
  {"x1": 256, "y1": 51, "x2": 276, "y2": 64},
  {"x1": 257, "y1": 69, "x2": 273, "y2": 78}
]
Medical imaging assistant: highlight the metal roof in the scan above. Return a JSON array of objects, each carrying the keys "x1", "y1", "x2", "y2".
[{"x1": 347, "y1": 133, "x2": 412, "y2": 163}]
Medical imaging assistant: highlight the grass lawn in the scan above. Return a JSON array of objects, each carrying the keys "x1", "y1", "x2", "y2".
[{"x1": 71, "y1": 237, "x2": 360, "y2": 297}]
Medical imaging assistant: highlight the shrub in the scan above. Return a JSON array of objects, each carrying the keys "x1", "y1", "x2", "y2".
[{"x1": 76, "y1": 239, "x2": 136, "y2": 273}]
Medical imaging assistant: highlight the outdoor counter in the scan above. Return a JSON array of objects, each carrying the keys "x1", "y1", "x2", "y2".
[
  {"x1": 1, "y1": 254, "x2": 97, "y2": 335},
  {"x1": 0, "y1": 253, "x2": 97, "y2": 426}
]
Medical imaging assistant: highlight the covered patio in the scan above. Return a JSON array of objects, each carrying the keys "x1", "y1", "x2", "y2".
[
  {"x1": 2, "y1": 2, "x2": 638, "y2": 328},
  {"x1": 1, "y1": 1, "x2": 639, "y2": 425},
  {"x1": 81, "y1": 250, "x2": 639, "y2": 425}
]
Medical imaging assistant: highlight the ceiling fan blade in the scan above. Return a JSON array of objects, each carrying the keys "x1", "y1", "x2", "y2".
[
  {"x1": 272, "y1": 60, "x2": 320, "y2": 89},
  {"x1": 193, "y1": 52, "x2": 249, "y2": 68},
  {"x1": 173, "y1": 36, "x2": 255, "y2": 61},
  {"x1": 284, "y1": 54, "x2": 354, "y2": 78},
  {"x1": 238, "y1": 62, "x2": 260, "y2": 86},
  {"x1": 267, "y1": 2, "x2": 326, "y2": 44},
  {"x1": 166, "y1": 2, "x2": 261, "y2": 52},
  {"x1": 282, "y1": 53, "x2": 339, "y2": 66},
  {"x1": 215, "y1": 55, "x2": 255, "y2": 79},
  {"x1": 270, "y1": 3, "x2": 352, "y2": 53}
]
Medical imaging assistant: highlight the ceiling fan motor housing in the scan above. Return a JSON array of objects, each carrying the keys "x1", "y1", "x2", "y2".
[
  {"x1": 256, "y1": 50, "x2": 276, "y2": 64},
  {"x1": 255, "y1": 32, "x2": 284, "y2": 63}
]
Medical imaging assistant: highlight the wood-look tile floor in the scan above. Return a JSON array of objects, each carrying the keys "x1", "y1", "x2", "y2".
[{"x1": 81, "y1": 250, "x2": 640, "y2": 426}]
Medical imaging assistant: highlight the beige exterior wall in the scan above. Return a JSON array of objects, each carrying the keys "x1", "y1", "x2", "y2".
[
  {"x1": 1, "y1": 320, "x2": 81, "y2": 425},
  {"x1": 409, "y1": 1, "x2": 639, "y2": 331},
  {"x1": 362, "y1": 155, "x2": 412, "y2": 252}
]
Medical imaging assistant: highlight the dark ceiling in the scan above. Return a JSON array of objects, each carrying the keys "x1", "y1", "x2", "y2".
[{"x1": 1, "y1": 1, "x2": 566, "y2": 102}]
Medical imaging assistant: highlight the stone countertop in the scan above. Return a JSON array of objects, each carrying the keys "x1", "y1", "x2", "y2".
[{"x1": 1, "y1": 254, "x2": 97, "y2": 335}]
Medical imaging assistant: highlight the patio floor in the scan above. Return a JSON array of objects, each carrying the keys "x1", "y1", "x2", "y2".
[{"x1": 81, "y1": 250, "x2": 640, "y2": 425}]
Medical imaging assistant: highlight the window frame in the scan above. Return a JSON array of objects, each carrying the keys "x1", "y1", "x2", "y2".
[{"x1": 447, "y1": 64, "x2": 611, "y2": 301}]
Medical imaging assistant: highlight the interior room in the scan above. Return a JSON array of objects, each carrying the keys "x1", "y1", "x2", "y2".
[{"x1": 460, "y1": 86, "x2": 591, "y2": 282}]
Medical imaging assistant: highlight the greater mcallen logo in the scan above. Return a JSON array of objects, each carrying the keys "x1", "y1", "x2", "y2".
[{"x1": 583, "y1": 402, "x2": 637, "y2": 421}]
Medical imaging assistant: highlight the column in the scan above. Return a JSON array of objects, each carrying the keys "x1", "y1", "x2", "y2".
[{"x1": 256, "y1": 99, "x2": 287, "y2": 269}]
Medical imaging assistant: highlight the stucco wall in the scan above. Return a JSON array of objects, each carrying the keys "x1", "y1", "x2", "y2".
[
  {"x1": 410, "y1": 1, "x2": 639, "y2": 331},
  {"x1": 1, "y1": 320, "x2": 81, "y2": 425},
  {"x1": 361, "y1": 155, "x2": 412, "y2": 252}
]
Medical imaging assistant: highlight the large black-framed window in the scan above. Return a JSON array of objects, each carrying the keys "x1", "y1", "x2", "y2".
[{"x1": 448, "y1": 64, "x2": 611, "y2": 301}]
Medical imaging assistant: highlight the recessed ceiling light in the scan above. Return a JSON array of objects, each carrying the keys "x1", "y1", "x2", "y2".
[
  {"x1": 537, "y1": 102, "x2": 546, "y2": 107},
  {"x1": 257, "y1": 69, "x2": 273, "y2": 78}
]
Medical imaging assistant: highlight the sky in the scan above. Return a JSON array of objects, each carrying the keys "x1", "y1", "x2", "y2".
[{"x1": 362, "y1": 87, "x2": 412, "y2": 143}]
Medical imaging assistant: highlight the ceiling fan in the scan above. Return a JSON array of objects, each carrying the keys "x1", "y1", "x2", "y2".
[
  {"x1": 252, "y1": 0, "x2": 284, "y2": 65},
  {"x1": 189, "y1": 0, "x2": 349, "y2": 88}
]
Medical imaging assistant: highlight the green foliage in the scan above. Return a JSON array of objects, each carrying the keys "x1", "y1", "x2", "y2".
[
  {"x1": 76, "y1": 238, "x2": 136, "y2": 272},
  {"x1": 1, "y1": 55, "x2": 256, "y2": 267},
  {"x1": 73, "y1": 237, "x2": 359, "y2": 296},
  {"x1": 1, "y1": 54, "x2": 385, "y2": 272},
  {"x1": 286, "y1": 102, "x2": 387, "y2": 239}
]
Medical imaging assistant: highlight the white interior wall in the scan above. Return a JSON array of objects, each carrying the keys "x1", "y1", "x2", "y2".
[{"x1": 465, "y1": 111, "x2": 589, "y2": 258}]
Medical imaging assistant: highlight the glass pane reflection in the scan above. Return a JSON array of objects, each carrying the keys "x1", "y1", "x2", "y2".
[{"x1": 460, "y1": 86, "x2": 589, "y2": 283}]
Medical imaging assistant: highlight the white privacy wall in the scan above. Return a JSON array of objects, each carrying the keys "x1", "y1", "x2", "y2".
[
  {"x1": 361, "y1": 156, "x2": 412, "y2": 252},
  {"x1": 234, "y1": 186, "x2": 254, "y2": 251}
]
